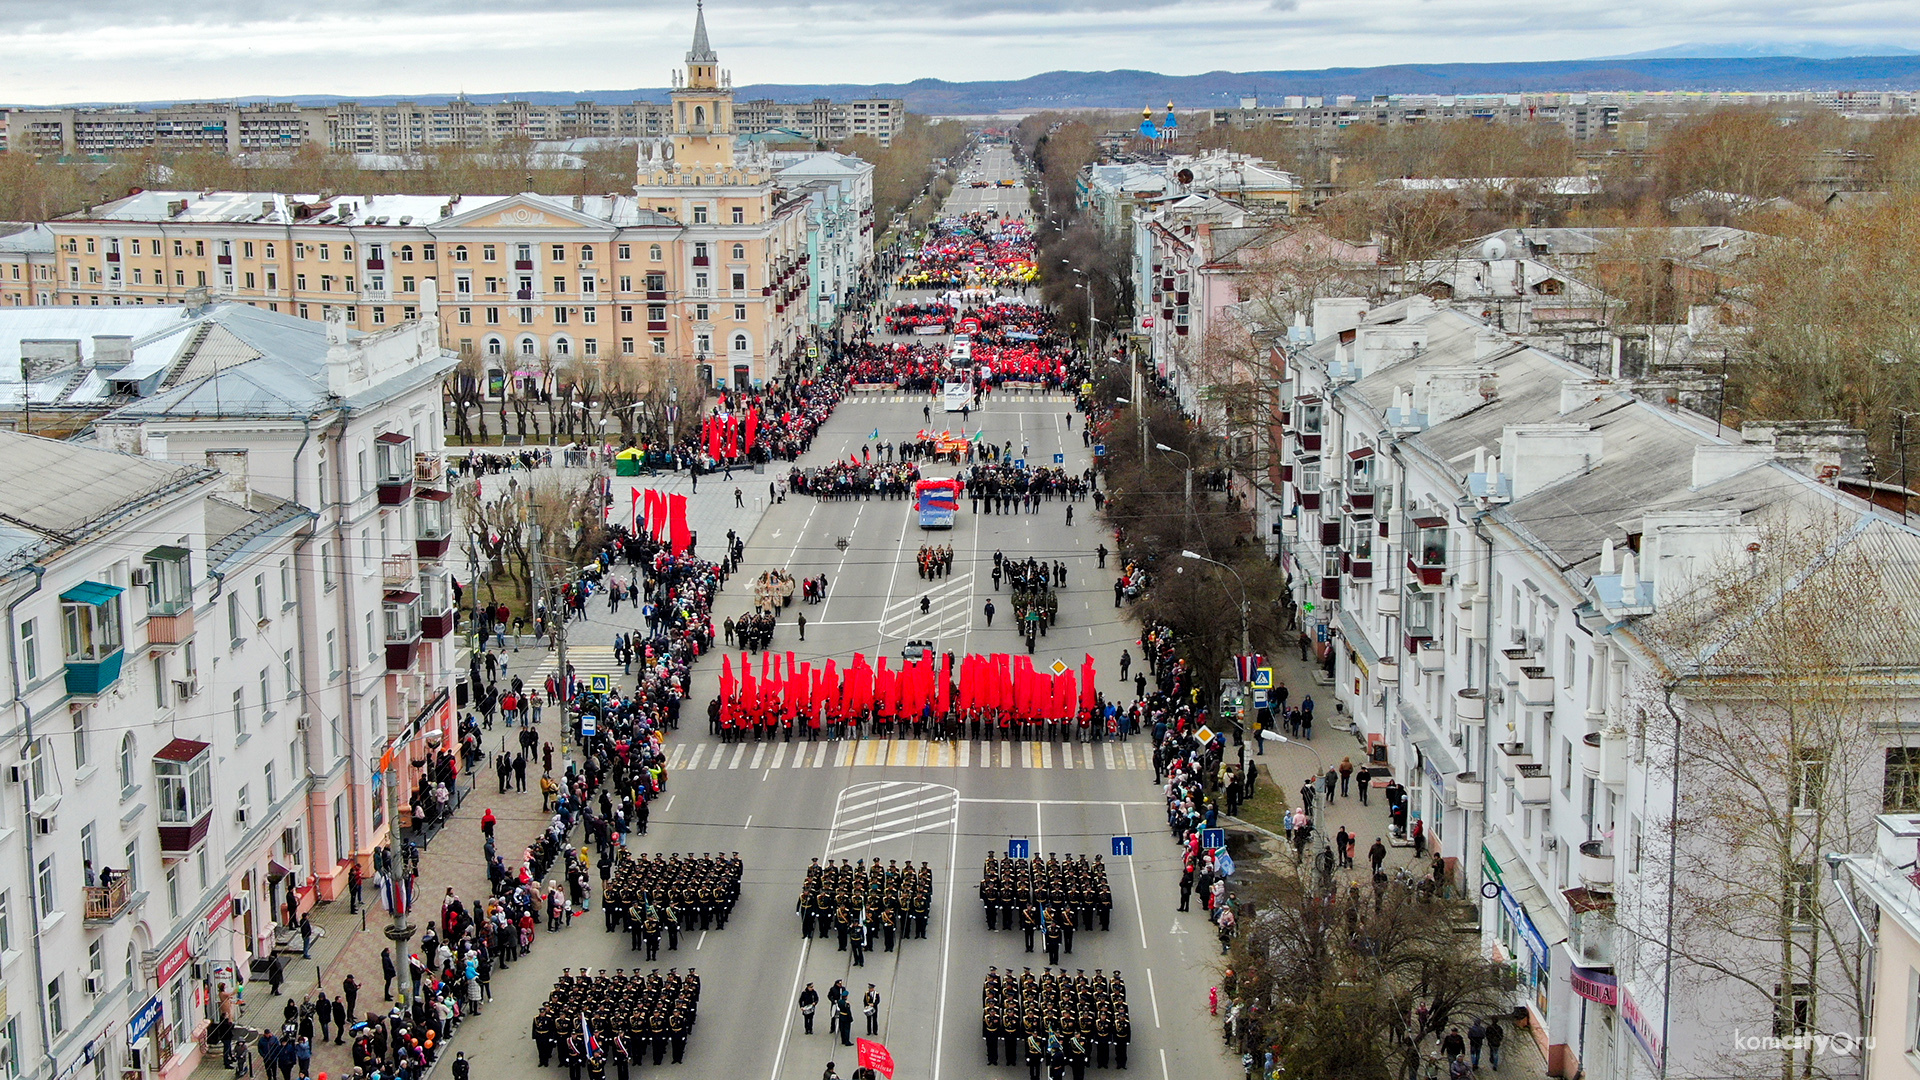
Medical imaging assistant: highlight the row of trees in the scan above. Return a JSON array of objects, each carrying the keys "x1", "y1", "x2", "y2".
[
  {"x1": 837, "y1": 114, "x2": 971, "y2": 228},
  {"x1": 444, "y1": 348, "x2": 707, "y2": 447}
]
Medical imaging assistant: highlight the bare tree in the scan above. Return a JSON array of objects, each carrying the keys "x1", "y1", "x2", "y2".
[{"x1": 1633, "y1": 509, "x2": 1919, "y2": 1080}]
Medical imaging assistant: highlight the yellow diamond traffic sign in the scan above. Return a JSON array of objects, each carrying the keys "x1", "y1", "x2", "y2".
[
  {"x1": 1194, "y1": 725, "x2": 1216, "y2": 744},
  {"x1": 1049, "y1": 659, "x2": 1069, "y2": 676}
]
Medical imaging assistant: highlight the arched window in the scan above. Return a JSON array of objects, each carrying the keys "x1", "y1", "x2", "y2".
[
  {"x1": 649, "y1": 245, "x2": 663, "y2": 262},
  {"x1": 119, "y1": 732, "x2": 136, "y2": 792},
  {"x1": 580, "y1": 245, "x2": 594, "y2": 262},
  {"x1": 553, "y1": 337, "x2": 572, "y2": 357},
  {"x1": 694, "y1": 106, "x2": 706, "y2": 128},
  {"x1": 484, "y1": 336, "x2": 503, "y2": 356},
  {"x1": 453, "y1": 245, "x2": 469, "y2": 263},
  {"x1": 398, "y1": 245, "x2": 414, "y2": 263},
  {"x1": 517, "y1": 336, "x2": 537, "y2": 356},
  {"x1": 731, "y1": 243, "x2": 745, "y2": 261},
  {"x1": 732, "y1": 333, "x2": 749, "y2": 353}
]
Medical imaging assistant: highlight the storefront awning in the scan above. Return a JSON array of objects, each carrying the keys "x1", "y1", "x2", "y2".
[{"x1": 1483, "y1": 831, "x2": 1570, "y2": 971}]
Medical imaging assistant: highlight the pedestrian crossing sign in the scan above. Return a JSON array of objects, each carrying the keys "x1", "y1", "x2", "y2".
[
  {"x1": 1201, "y1": 828, "x2": 1226, "y2": 851},
  {"x1": 1008, "y1": 838, "x2": 1031, "y2": 859},
  {"x1": 1111, "y1": 835, "x2": 1133, "y2": 857},
  {"x1": 1049, "y1": 659, "x2": 1069, "y2": 676},
  {"x1": 1194, "y1": 725, "x2": 1217, "y2": 745},
  {"x1": 589, "y1": 674, "x2": 611, "y2": 695},
  {"x1": 1252, "y1": 667, "x2": 1274, "y2": 691},
  {"x1": 808, "y1": 346, "x2": 819, "y2": 358}
]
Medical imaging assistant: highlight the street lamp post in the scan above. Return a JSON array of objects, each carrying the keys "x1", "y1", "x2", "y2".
[{"x1": 1159, "y1": 443, "x2": 1194, "y2": 537}]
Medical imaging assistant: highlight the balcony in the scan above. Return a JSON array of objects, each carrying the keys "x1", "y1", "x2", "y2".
[
  {"x1": 514, "y1": 260, "x2": 533, "y2": 271},
  {"x1": 1456, "y1": 687, "x2": 1486, "y2": 726},
  {"x1": 647, "y1": 290, "x2": 668, "y2": 301},
  {"x1": 413, "y1": 452, "x2": 444, "y2": 484},
  {"x1": 692, "y1": 256, "x2": 710, "y2": 267},
  {"x1": 415, "y1": 496, "x2": 453, "y2": 561},
  {"x1": 1567, "y1": 901, "x2": 1616, "y2": 967},
  {"x1": 1496, "y1": 741, "x2": 1532, "y2": 781},
  {"x1": 66, "y1": 648, "x2": 125, "y2": 697},
  {"x1": 647, "y1": 320, "x2": 669, "y2": 332},
  {"x1": 1375, "y1": 659, "x2": 1399, "y2": 684},
  {"x1": 1378, "y1": 589, "x2": 1400, "y2": 615},
  {"x1": 1344, "y1": 552, "x2": 1372, "y2": 581},
  {"x1": 1519, "y1": 666, "x2": 1556, "y2": 705},
  {"x1": 385, "y1": 592, "x2": 422, "y2": 672},
  {"x1": 1515, "y1": 762, "x2": 1552, "y2": 803},
  {"x1": 1345, "y1": 484, "x2": 1375, "y2": 513},
  {"x1": 1320, "y1": 576, "x2": 1339, "y2": 600},
  {"x1": 1319, "y1": 520, "x2": 1340, "y2": 547},
  {"x1": 145, "y1": 607, "x2": 195, "y2": 647},
  {"x1": 1297, "y1": 490, "x2": 1321, "y2": 512},
  {"x1": 1416, "y1": 639, "x2": 1445, "y2": 672},
  {"x1": 382, "y1": 553, "x2": 416, "y2": 587},
  {"x1": 367, "y1": 258, "x2": 386, "y2": 270},
  {"x1": 515, "y1": 288, "x2": 533, "y2": 301},
  {"x1": 84, "y1": 877, "x2": 134, "y2": 924},
  {"x1": 1577, "y1": 840, "x2": 1614, "y2": 890},
  {"x1": 1499, "y1": 648, "x2": 1534, "y2": 683},
  {"x1": 1409, "y1": 516, "x2": 1449, "y2": 586},
  {"x1": 156, "y1": 738, "x2": 213, "y2": 856},
  {"x1": 1453, "y1": 772, "x2": 1483, "y2": 811}
]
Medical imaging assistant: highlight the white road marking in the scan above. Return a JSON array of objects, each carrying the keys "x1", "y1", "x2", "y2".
[
  {"x1": 729, "y1": 743, "x2": 747, "y2": 769},
  {"x1": 1121, "y1": 803, "x2": 1148, "y2": 950},
  {"x1": 687, "y1": 744, "x2": 706, "y2": 770},
  {"x1": 1147, "y1": 968, "x2": 1163, "y2": 1029},
  {"x1": 750, "y1": 743, "x2": 767, "y2": 770}
]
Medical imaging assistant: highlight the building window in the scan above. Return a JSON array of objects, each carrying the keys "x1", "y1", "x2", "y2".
[
  {"x1": 233, "y1": 687, "x2": 246, "y2": 733},
  {"x1": 453, "y1": 245, "x2": 468, "y2": 262},
  {"x1": 694, "y1": 303, "x2": 709, "y2": 321},
  {"x1": 617, "y1": 244, "x2": 631, "y2": 260},
  {"x1": 164, "y1": 865, "x2": 180, "y2": 919},
  {"x1": 46, "y1": 977, "x2": 62, "y2": 1037},
  {"x1": 72, "y1": 710, "x2": 89, "y2": 770},
  {"x1": 732, "y1": 333, "x2": 749, "y2": 353},
  {"x1": 1774, "y1": 982, "x2": 1815, "y2": 1037},
  {"x1": 621, "y1": 337, "x2": 635, "y2": 355},
  {"x1": 651, "y1": 338, "x2": 666, "y2": 356},
  {"x1": 18, "y1": 618, "x2": 37, "y2": 683},
  {"x1": 692, "y1": 206, "x2": 708, "y2": 224},
  {"x1": 120, "y1": 732, "x2": 137, "y2": 792},
  {"x1": 1885, "y1": 748, "x2": 1920, "y2": 811},
  {"x1": 731, "y1": 272, "x2": 746, "y2": 291},
  {"x1": 649, "y1": 245, "x2": 662, "y2": 262},
  {"x1": 372, "y1": 307, "x2": 386, "y2": 325},
  {"x1": 731, "y1": 243, "x2": 745, "y2": 260},
  {"x1": 734, "y1": 304, "x2": 747, "y2": 321},
  {"x1": 0, "y1": 891, "x2": 10, "y2": 952},
  {"x1": 36, "y1": 856, "x2": 56, "y2": 920},
  {"x1": 1790, "y1": 749, "x2": 1826, "y2": 810},
  {"x1": 732, "y1": 207, "x2": 744, "y2": 225},
  {"x1": 458, "y1": 308, "x2": 472, "y2": 324},
  {"x1": 584, "y1": 338, "x2": 598, "y2": 356}
]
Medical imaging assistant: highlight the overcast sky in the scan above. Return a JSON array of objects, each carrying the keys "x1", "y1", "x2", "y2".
[{"x1": 4, "y1": 0, "x2": 1919, "y2": 104}]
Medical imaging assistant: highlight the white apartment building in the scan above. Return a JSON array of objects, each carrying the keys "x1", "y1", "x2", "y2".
[
  {"x1": 773, "y1": 152, "x2": 877, "y2": 328},
  {"x1": 0, "y1": 297, "x2": 458, "y2": 1080},
  {"x1": 1276, "y1": 295, "x2": 1920, "y2": 1079}
]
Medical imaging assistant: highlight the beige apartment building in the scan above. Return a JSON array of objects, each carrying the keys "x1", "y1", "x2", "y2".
[{"x1": 42, "y1": 9, "x2": 813, "y2": 389}]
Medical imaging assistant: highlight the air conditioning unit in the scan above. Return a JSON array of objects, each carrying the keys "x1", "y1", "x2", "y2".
[
  {"x1": 130, "y1": 567, "x2": 152, "y2": 587},
  {"x1": 34, "y1": 815, "x2": 55, "y2": 835},
  {"x1": 231, "y1": 895, "x2": 249, "y2": 918},
  {"x1": 1450, "y1": 732, "x2": 1464, "y2": 747},
  {"x1": 234, "y1": 807, "x2": 249, "y2": 825},
  {"x1": 85, "y1": 974, "x2": 103, "y2": 995},
  {"x1": 1542, "y1": 835, "x2": 1559, "y2": 852},
  {"x1": 174, "y1": 678, "x2": 200, "y2": 699},
  {"x1": 294, "y1": 715, "x2": 310, "y2": 732}
]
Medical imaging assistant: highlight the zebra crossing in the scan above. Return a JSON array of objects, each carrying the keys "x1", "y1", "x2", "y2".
[
  {"x1": 877, "y1": 570, "x2": 975, "y2": 639},
  {"x1": 663, "y1": 737, "x2": 1151, "y2": 772},
  {"x1": 529, "y1": 644, "x2": 625, "y2": 681}
]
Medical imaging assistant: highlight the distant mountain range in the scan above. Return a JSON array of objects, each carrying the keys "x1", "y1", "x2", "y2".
[
  {"x1": 1596, "y1": 41, "x2": 1920, "y2": 60},
  {"x1": 31, "y1": 54, "x2": 1920, "y2": 115}
]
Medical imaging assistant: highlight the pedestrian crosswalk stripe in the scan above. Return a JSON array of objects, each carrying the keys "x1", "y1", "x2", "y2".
[
  {"x1": 532, "y1": 644, "x2": 623, "y2": 680},
  {"x1": 683, "y1": 739, "x2": 1150, "y2": 770}
]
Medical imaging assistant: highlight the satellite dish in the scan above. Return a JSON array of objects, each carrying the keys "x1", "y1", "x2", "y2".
[{"x1": 1479, "y1": 238, "x2": 1508, "y2": 260}]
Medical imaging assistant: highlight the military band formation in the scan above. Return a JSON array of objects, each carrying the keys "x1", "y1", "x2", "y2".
[
  {"x1": 531, "y1": 967, "x2": 701, "y2": 1076},
  {"x1": 983, "y1": 966, "x2": 1132, "y2": 1074},
  {"x1": 797, "y1": 858, "x2": 936, "y2": 954},
  {"x1": 982, "y1": 852, "x2": 1114, "y2": 937}
]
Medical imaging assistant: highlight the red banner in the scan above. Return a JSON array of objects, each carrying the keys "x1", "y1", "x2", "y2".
[
  {"x1": 669, "y1": 493, "x2": 690, "y2": 555},
  {"x1": 856, "y1": 1039, "x2": 895, "y2": 1079}
]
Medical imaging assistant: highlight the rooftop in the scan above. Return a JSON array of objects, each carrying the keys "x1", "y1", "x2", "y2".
[{"x1": 0, "y1": 429, "x2": 216, "y2": 574}]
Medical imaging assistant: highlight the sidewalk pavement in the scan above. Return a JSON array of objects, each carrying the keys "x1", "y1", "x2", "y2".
[{"x1": 189, "y1": 743, "x2": 558, "y2": 1080}]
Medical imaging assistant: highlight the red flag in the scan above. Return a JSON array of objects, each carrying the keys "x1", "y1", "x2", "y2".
[
  {"x1": 630, "y1": 486, "x2": 643, "y2": 534},
  {"x1": 745, "y1": 407, "x2": 760, "y2": 452},
  {"x1": 1081, "y1": 653, "x2": 1097, "y2": 714},
  {"x1": 725, "y1": 415, "x2": 739, "y2": 459},
  {"x1": 721, "y1": 655, "x2": 734, "y2": 702},
  {"x1": 668, "y1": 494, "x2": 690, "y2": 555},
  {"x1": 938, "y1": 652, "x2": 952, "y2": 715},
  {"x1": 856, "y1": 1039, "x2": 895, "y2": 1079},
  {"x1": 705, "y1": 416, "x2": 723, "y2": 461}
]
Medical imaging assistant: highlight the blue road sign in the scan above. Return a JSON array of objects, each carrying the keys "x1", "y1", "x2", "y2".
[
  {"x1": 581, "y1": 715, "x2": 598, "y2": 739},
  {"x1": 1316, "y1": 623, "x2": 1330, "y2": 643},
  {"x1": 590, "y1": 674, "x2": 611, "y2": 695},
  {"x1": 1014, "y1": 458, "x2": 1026, "y2": 470},
  {"x1": 1201, "y1": 828, "x2": 1226, "y2": 851},
  {"x1": 1093, "y1": 443, "x2": 1107, "y2": 457},
  {"x1": 1111, "y1": 835, "x2": 1134, "y2": 857},
  {"x1": 1053, "y1": 453, "x2": 1065, "y2": 464},
  {"x1": 1008, "y1": 838, "x2": 1031, "y2": 859}
]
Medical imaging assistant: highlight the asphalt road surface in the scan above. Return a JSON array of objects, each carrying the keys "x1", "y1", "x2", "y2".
[
  {"x1": 451, "y1": 147, "x2": 1237, "y2": 1080},
  {"x1": 946, "y1": 143, "x2": 1030, "y2": 221}
]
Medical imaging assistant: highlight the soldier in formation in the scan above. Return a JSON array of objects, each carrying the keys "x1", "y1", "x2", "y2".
[
  {"x1": 980, "y1": 851, "x2": 1112, "y2": 934},
  {"x1": 796, "y1": 858, "x2": 935, "y2": 946},
  {"x1": 982, "y1": 966, "x2": 1129, "y2": 1071},
  {"x1": 533, "y1": 966, "x2": 702, "y2": 1075},
  {"x1": 604, "y1": 851, "x2": 745, "y2": 946}
]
